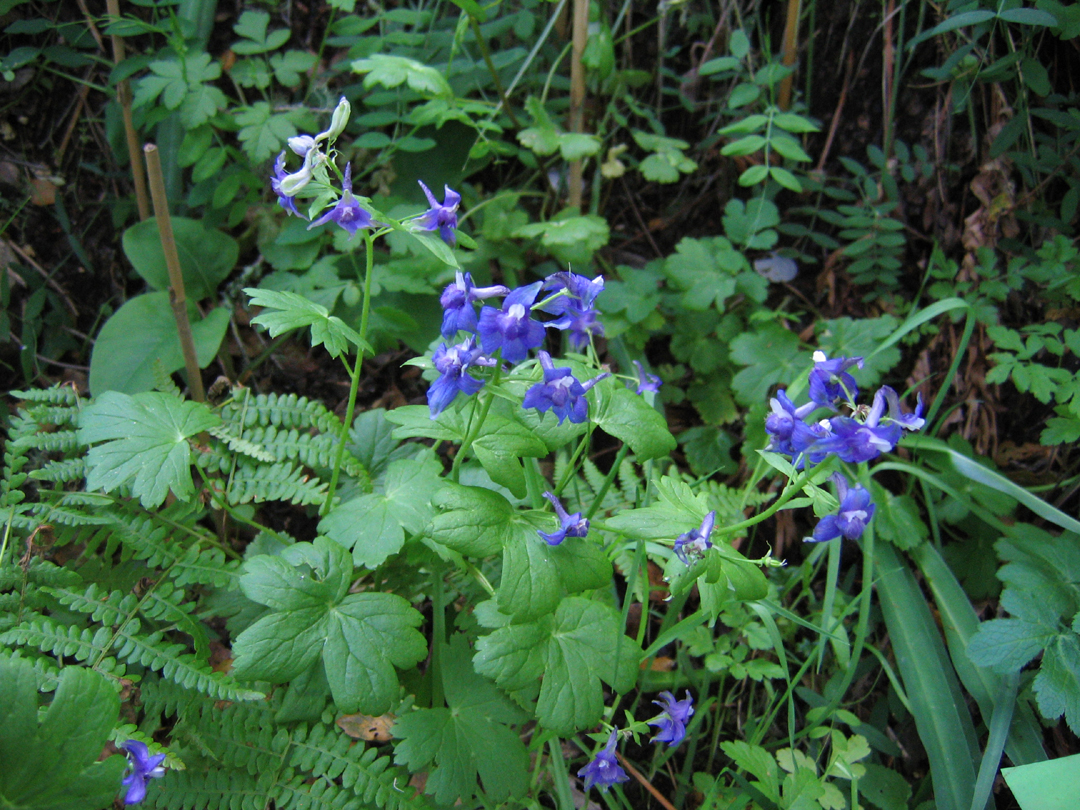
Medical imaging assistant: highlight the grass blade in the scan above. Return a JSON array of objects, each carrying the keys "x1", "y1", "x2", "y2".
[{"x1": 875, "y1": 542, "x2": 982, "y2": 810}]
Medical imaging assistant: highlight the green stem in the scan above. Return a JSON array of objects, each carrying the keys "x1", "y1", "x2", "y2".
[
  {"x1": 468, "y1": 16, "x2": 521, "y2": 129},
  {"x1": 450, "y1": 364, "x2": 501, "y2": 482},
  {"x1": 323, "y1": 233, "x2": 375, "y2": 515},
  {"x1": 431, "y1": 568, "x2": 446, "y2": 709},
  {"x1": 584, "y1": 443, "x2": 630, "y2": 521}
]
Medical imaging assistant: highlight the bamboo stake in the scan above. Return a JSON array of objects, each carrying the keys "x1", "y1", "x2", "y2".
[
  {"x1": 777, "y1": 0, "x2": 802, "y2": 110},
  {"x1": 566, "y1": 0, "x2": 588, "y2": 208},
  {"x1": 143, "y1": 144, "x2": 206, "y2": 403},
  {"x1": 107, "y1": 0, "x2": 150, "y2": 220}
]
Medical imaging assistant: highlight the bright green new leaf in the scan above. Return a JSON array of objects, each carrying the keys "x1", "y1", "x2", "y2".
[
  {"x1": 232, "y1": 537, "x2": 426, "y2": 714},
  {"x1": 594, "y1": 382, "x2": 676, "y2": 461},
  {"x1": 245, "y1": 287, "x2": 372, "y2": 358},
  {"x1": 0, "y1": 657, "x2": 128, "y2": 810},
  {"x1": 429, "y1": 484, "x2": 516, "y2": 558},
  {"x1": 394, "y1": 635, "x2": 528, "y2": 804},
  {"x1": 320, "y1": 453, "x2": 443, "y2": 568},
  {"x1": 79, "y1": 391, "x2": 220, "y2": 508},
  {"x1": 352, "y1": 54, "x2": 452, "y2": 97},
  {"x1": 474, "y1": 597, "x2": 640, "y2": 733},
  {"x1": 236, "y1": 101, "x2": 299, "y2": 162}
]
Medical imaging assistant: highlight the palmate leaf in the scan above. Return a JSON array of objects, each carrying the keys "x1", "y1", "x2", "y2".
[
  {"x1": 428, "y1": 484, "x2": 610, "y2": 621},
  {"x1": 394, "y1": 635, "x2": 529, "y2": 805},
  {"x1": 231, "y1": 537, "x2": 426, "y2": 714},
  {"x1": 78, "y1": 391, "x2": 221, "y2": 508},
  {"x1": 245, "y1": 287, "x2": 372, "y2": 358},
  {"x1": 0, "y1": 658, "x2": 128, "y2": 810},
  {"x1": 473, "y1": 597, "x2": 640, "y2": 734}
]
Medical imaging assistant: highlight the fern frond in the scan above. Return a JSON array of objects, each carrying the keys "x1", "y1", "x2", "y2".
[
  {"x1": 227, "y1": 461, "x2": 328, "y2": 506},
  {"x1": 273, "y1": 774, "x2": 366, "y2": 810},
  {"x1": 245, "y1": 426, "x2": 368, "y2": 479},
  {"x1": 141, "y1": 673, "x2": 216, "y2": 719},
  {"x1": 28, "y1": 457, "x2": 87, "y2": 483},
  {"x1": 109, "y1": 508, "x2": 237, "y2": 588},
  {"x1": 0, "y1": 616, "x2": 125, "y2": 677},
  {"x1": 208, "y1": 425, "x2": 277, "y2": 463},
  {"x1": 111, "y1": 618, "x2": 263, "y2": 702},
  {"x1": 618, "y1": 458, "x2": 639, "y2": 505},
  {"x1": 45, "y1": 583, "x2": 137, "y2": 626},
  {"x1": 9, "y1": 386, "x2": 81, "y2": 406},
  {"x1": 287, "y1": 724, "x2": 424, "y2": 810},
  {"x1": 11, "y1": 429, "x2": 82, "y2": 454},
  {"x1": 222, "y1": 392, "x2": 342, "y2": 434},
  {"x1": 192, "y1": 700, "x2": 286, "y2": 775},
  {"x1": 582, "y1": 457, "x2": 606, "y2": 495},
  {"x1": 141, "y1": 581, "x2": 210, "y2": 658},
  {"x1": 146, "y1": 769, "x2": 271, "y2": 810}
]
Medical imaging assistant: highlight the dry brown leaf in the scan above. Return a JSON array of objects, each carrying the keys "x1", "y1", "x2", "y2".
[{"x1": 336, "y1": 712, "x2": 395, "y2": 742}]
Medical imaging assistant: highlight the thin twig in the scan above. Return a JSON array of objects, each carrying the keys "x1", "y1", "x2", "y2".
[
  {"x1": 107, "y1": 0, "x2": 150, "y2": 220},
  {"x1": 613, "y1": 751, "x2": 677, "y2": 810},
  {"x1": 567, "y1": 0, "x2": 589, "y2": 208},
  {"x1": 143, "y1": 144, "x2": 206, "y2": 402}
]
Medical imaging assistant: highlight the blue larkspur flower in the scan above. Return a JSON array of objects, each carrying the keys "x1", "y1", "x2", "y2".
[
  {"x1": 673, "y1": 511, "x2": 716, "y2": 565},
  {"x1": 439, "y1": 271, "x2": 510, "y2": 339},
  {"x1": 271, "y1": 152, "x2": 304, "y2": 218},
  {"x1": 477, "y1": 281, "x2": 546, "y2": 363},
  {"x1": 537, "y1": 491, "x2": 589, "y2": 545},
  {"x1": 308, "y1": 163, "x2": 374, "y2": 235},
  {"x1": 631, "y1": 360, "x2": 662, "y2": 395},
  {"x1": 577, "y1": 730, "x2": 629, "y2": 792},
  {"x1": 765, "y1": 389, "x2": 817, "y2": 455},
  {"x1": 539, "y1": 271, "x2": 605, "y2": 352},
  {"x1": 417, "y1": 181, "x2": 462, "y2": 245},
  {"x1": 648, "y1": 691, "x2": 694, "y2": 747},
  {"x1": 427, "y1": 337, "x2": 495, "y2": 418},
  {"x1": 808, "y1": 352, "x2": 864, "y2": 407},
  {"x1": 120, "y1": 740, "x2": 166, "y2": 805},
  {"x1": 809, "y1": 473, "x2": 875, "y2": 542},
  {"x1": 522, "y1": 351, "x2": 608, "y2": 424}
]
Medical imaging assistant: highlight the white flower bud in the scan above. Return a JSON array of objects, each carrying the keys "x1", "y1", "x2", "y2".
[
  {"x1": 287, "y1": 135, "x2": 317, "y2": 157},
  {"x1": 278, "y1": 151, "x2": 315, "y2": 196},
  {"x1": 317, "y1": 97, "x2": 351, "y2": 143}
]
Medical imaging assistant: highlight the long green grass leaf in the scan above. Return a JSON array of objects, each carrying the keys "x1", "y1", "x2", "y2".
[
  {"x1": 912, "y1": 543, "x2": 1046, "y2": 767},
  {"x1": 876, "y1": 543, "x2": 982, "y2": 810}
]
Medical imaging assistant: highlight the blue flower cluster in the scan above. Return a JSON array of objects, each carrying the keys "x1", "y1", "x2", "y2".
[
  {"x1": 427, "y1": 270, "x2": 614, "y2": 422},
  {"x1": 765, "y1": 352, "x2": 925, "y2": 468},
  {"x1": 766, "y1": 352, "x2": 925, "y2": 542},
  {"x1": 577, "y1": 692, "x2": 694, "y2": 792},
  {"x1": 269, "y1": 98, "x2": 461, "y2": 244}
]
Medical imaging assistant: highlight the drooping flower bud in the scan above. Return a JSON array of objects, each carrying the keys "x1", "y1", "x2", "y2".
[
  {"x1": 317, "y1": 97, "x2": 351, "y2": 143},
  {"x1": 287, "y1": 134, "x2": 317, "y2": 157}
]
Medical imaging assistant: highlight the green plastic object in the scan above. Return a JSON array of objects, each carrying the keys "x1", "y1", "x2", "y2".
[{"x1": 1002, "y1": 754, "x2": 1080, "y2": 810}]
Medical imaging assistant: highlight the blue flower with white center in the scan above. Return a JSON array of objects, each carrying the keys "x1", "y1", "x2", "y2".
[
  {"x1": 673, "y1": 511, "x2": 716, "y2": 565},
  {"x1": 537, "y1": 491, "x2": 589, "y2": 545},
  {"x1": 648, "y1": 691, "x2": 694, "y2": 747},
  {"x1": 477, "y1": 281, "x2": 546, "y2": 363},
  {"x1": 765, "y1": 389, "x2": 817, "y2": 455},
  {"x1": 416, "y1": 181, "x2": 462, "y2": 245},
  {"x1": 808, "y1": 352, "x2": 863, "y2": 407},
  {"x1": 538, "y1": 271, "x2": 605, "y2": 352},
  {"x1": 120, "y1": 740, "x2": 166, "y2": 805},
  {"x1": 809, "y1": 473, "x2": 875, "y2": 542},
  {"x1": 427, "y1": 337, "x2": 495, "y2": 419},
  {"x1": 807, "y1": 386, "x2": 904, "y2": 464},
  {"x1": 631, "y1": 360, "x2": 662, "y2": 395},
  {"x1": 308, "y1": 163, "x2": 374, "y2": 235},
  {"x1": 439, "y1": 271, "x2": 510, "y2": 339},
  {"x1": 522, "y1": 351, "x2": 608, "y2": 424},
  {"x1": 577, "y1": 730, "x2": 629, "y2": 792}
]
